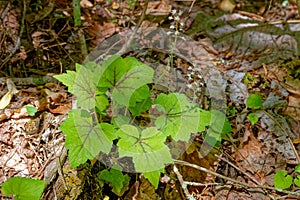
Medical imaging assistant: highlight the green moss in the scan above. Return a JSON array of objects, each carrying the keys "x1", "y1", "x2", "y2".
[{"x1": 281, "y1": 59, "x2": 300, "y2": 78}]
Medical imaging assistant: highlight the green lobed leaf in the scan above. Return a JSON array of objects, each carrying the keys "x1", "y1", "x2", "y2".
[
  {"x1": 198, "y1": 109, "x2": 232, "y2": 147},
  {"x1": 95, "y1": 91, "x2": 109, "y2": 113},
  {"x1": 55, "y1": 62, "x2": 102, "y2": 110},
  {"x1": 26, "y1": 105, "x2": 37, "y2": 116},
  {"x1": 295, "y1": 164, "x2": 300, "y2": 173},
  {"x1": 274, "y1": 170, "x2": 293, "y2": 190},
  {"x1": 98, "y1": 56, "x2": 154, "y2": 107},
  {"x1": 198, "y1": 109, "x2": 211, "y2": 132},
  {"x1": 117, "y1": 125, "x2": 173, "y2": 172},
  {"x1": 60, "y1": 109, "x2": 114, "y2": 168},
  {"x1": 2, "y1": 177, "x2": 45, "y2": 200},
  {"x1": 246, "y1": 94, "x2": 263, "y2": 109},
  {"x1": 210, "y1": 110, "x2": 232, "y2": 134},
  {"x1": 294, "y1": 175, "x2": 300, "y2": 187},
  {"x1": 97, "y1": 166, "x2": 130, "y2": 196},
  {"x1": 129, "y1": 85, "x2": 152, "y2": 116},
  {"x1": 248, "y1": 113, "x2": 259, "y2": 125},
  {"x1": 112, "y1": 115, "x2": 131, "y2": 128},
  {"x1": 154, "y1": 93, "x2": 200, "y2": 142},
  {"x1": 73, "y1": 64, "x2": 102, "y2": 110},
  {"x1": 98, "y1": 55, "x2": 131, "y2": 89},
  {"x1": 143, "y1": 169, "x2": 164, "y2": 189},
  {"x1": 54, "y1": 70, "x2": 77, "y2": 93}
]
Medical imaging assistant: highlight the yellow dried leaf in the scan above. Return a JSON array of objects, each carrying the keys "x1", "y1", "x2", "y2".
[{"x1": 0, "y1": 91, "x2": 12, "y2": 109}]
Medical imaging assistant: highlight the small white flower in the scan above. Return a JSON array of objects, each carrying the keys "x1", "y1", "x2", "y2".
[
  {"x1": 188, "y1": 77, "x2": 193, "y2": 81},
  {"x1": 170, "y1": 24, "x2": 175, "y2": 29},
  {"x1": 180, "y1": 36, "x2": 186, "y2": 41},
  {"x1": 178, "y1": 10, "x2": 183, "y2": 16},
  {"x1": 168, "y1": 16, "x2": 173, "y2": 20},
  {"x1": 175, "y1": 30, "x2": 179, "y2": 35},
  {"x1": 167, "y1": 31, "x2": 173, "y2": 35},
  {"x1": 197, "y1": 74, "x2": 202, "y2": 79},
  {"x1": 194, "y1": 82, "x2": 198, "y2": 87},
  {"x1": 187, "y1": 84, "x2": 193, "y2": 89},
  {"x1": 187, "y1": 66, "x2": 193, "y2": 71},
  {"x1": 190, "y1": 71, "x2": 194, "y2": 75},
  {"x1": 171, "y1": 10, "x2": 177, "y2": 15},
  {"x1": 199, "y1": 82, "x2": 204, "y2": 87},
  {"x1": 180, "y1": 22, "x2": 185, "y2": 27},
  {"x1": 174, "y1": 16, "x2": 180, "y2": 21}
]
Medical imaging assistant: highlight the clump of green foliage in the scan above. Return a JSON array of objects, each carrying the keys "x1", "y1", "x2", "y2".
[
  {"x1": 274, "y1": 164, "x2": 300, "y2": 190},
  {"x1": 281, "y1": 59, "x2": 300, "y2": 78},
  {"x1": 53, "y1": 55, "x2": 231, "y2": 191}
]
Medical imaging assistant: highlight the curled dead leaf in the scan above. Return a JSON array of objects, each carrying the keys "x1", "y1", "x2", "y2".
[{"x1": 0, "y1": 79, "x2": 18, "y2": 109}]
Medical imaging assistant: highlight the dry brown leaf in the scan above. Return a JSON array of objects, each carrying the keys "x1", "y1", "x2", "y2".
[
  {"x1": 49, "y1": 103, "x2": 71, "y2": 114},
  {"x1": 80, "y1": 0, "x2": 93, "y2": 8},
  {"x1": 88, "y1": 21, "x2": 116, "y2": 46},
  {"x1": 0, "y1": 79, "x2": 18, "y2": 109},
  {"x1": 235, "y1": 126, "x2": 264, "y2": 174},
  {"x1": 146, "y1": 1, "x2": 172, "y2": 16}
]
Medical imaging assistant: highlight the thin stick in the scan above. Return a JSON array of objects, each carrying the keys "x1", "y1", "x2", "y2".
[
  {"x1": 188, "y1": 0, "x2": 196, "y2": 13},
  {"x1": 173, "y1": 159, "x2": 300, "y2": 196},
  {"x1": 173, "y1": 165, "x2": 195, "y2": 200},
  {"x1": 214, "y1": 154, "x2": 261, "y2": 185},
  {"x1": 118, "y1": 0, "x2": 150, "y2": 54}
]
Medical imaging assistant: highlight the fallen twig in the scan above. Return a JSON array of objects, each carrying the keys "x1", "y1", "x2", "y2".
[{"x1": 173, "y1": 159, "x2": 300, "y2": 197}]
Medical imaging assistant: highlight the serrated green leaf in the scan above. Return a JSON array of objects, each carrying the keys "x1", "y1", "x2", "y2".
[
  {"x1": 210, "y1": 110, "x2": 232, "y2": 134},
  {"x1": 98, "y1": 56, "x2": 154, "y2": 106},
  {"x1": 199, "y1": 110, "x2": 232, "y2": 147},
  {"x1": 97, "y1": 167, "x2": 130, "y2": 196},
  {"x1": 112, "y1": 115, "x2": 131, "y2": 128},
  {"x1": 2, "y1": 177, "x2": 45, "y2": 200},
  {"x1": 98, "y1": 56, "x2": 131, "y2": 89},
  {"x1": 73, "y1": 64, "x2": 101, "y2": 110},
  {"x1": 129, "y1": 85, "x2": 152, "y2": 116},
  {"x1": 60, "y1": 109, "x2": 113, "y2": 168},
  {"x1": 294, "y1": 175, "x2": 300, "y2": 187},
  {"x1": 99, "y1": 123, "x2": 118, "y2": 141},
  {"x1": 143, "y1": 169, "x2": 164, "y2": 189},
  {"x1": 95, "y1": 91, "x2": 109, "y2": 113},
  {"x1": 295, "y1": 164, "x2": 300, "y2": 173},
  {"x1": 117, "y1": 125, "x2": 172, "y2": 172},
  {"x1": 55, "y1": 62, "x2": 102, "y2": 110},
  {"x1": 154, "y1": 93, "x2": 200, "y2": 142},
  {"x1": 247, "y1": 94, "x2": 263, "y2": 109},
  {"x1": 248, "y1": 113, "x2": 259, "y2": 125},
  {"x1": 274, "y1": 170, "x2": 292, "y2": 190},
  {"x1": 198, "y1": 110, "x2": 211, "y2": 132},
  {"x1": 54, "y1": 70, "x2": 77, "y2": 93}
]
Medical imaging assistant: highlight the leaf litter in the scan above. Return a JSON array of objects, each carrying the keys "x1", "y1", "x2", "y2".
[{"x1": 1, "y1": 0, "x2": 300, "y2": 199}]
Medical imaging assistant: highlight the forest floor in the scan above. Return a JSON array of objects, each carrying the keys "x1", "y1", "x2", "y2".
[{"x1": 1, "y1": 0, "x2": 300, "y2": 199}]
